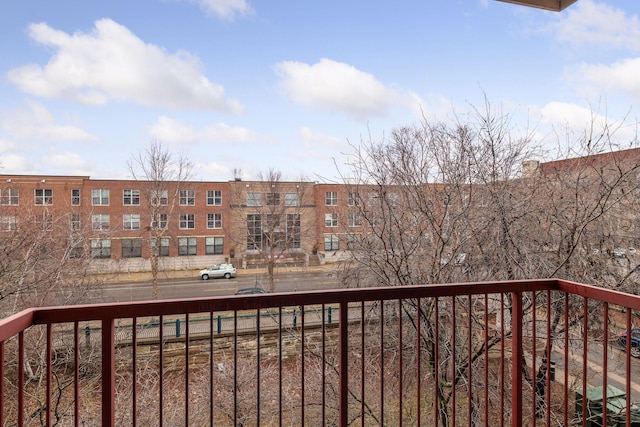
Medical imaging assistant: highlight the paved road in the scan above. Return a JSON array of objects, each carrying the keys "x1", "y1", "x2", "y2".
[{"x1": 89, "y1": 268, "x2": 342, "y2": 303}]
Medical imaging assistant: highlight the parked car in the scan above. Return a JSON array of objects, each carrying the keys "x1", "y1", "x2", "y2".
[
  {"x1": 235, "y1": 287, "x2": 266, "y2": 295},
  {"x1": 199, "y1": 264, "x2": 236, "y2": 280},
  {"x1": 618, "y1": 328, "x2": 640, "y2": 358}
]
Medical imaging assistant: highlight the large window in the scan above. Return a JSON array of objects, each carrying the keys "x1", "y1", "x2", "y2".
[
  {"x1": 35, "y1": 188, "x2": 53, "y2": 205},
  {"x1": 179, "y1": 213, "x2": 195, "y2": 229},
  {"x1": 246, "y1": 192, "x2": 261, "y2": 206},
  {"x1": 151, "y1": 237, "x2": 170, "y2": 257},
  {"x1": 207, "y1": 213, "x2": 222, "y2": 229},
  {"x1": 121, "y1": 238, "x2": 142, "y2": 258},
  {"x1": 284, "y1": 192, "x2": 299, "y2": 206},
  {"x1": 207, "y1": 190, "x2": 222, "y2": 206},
  {"x1": 348, "y1": 192, "x2": 360, "y2": 206},
  {"x1": 180, "y1": 189, "x2": 195, "y2": 206},
  {"x1": 92, "y1": 189, "x2": 109, "y2": 206},
  {"x1": 91, "y1": 239, "x2": 111, "y2": 258},
  {"x1": 325, "y1": 191, "x2": 338, "y2": 206},
  {"x1": 1, "y1": 188, "x2": 19, "y2": 205},
  {"x1": 348, "y1": 212, "x2": 362, "y2": 227},
  {"x1": 0, "y1": 215, "x2": 17, "y2": 231},
  {"x1": 151, "y1": 189, "x2": 168, "y2": 206},
  {"x1": 247, "y1": 214, "x2": 262, "y2": 250},
  {"x1": 123, "y1": 214, "x2": 141, "y2": 230},
  {"x1": 324, "y1": 234, "x2": 339, "y2": 251},
  {"x1": 266, "y1": 192, "x2": 280, "y2": 206},
  {"x1": 71, "y1": 189, "x2": 80, "y2": 206},
  {"x1": 70, "y1": 213, "x2": 81, "y2": 231},
  {"x1": 123, "y1": 189, "x2": 140, "y2": 206},
  {"x1": 205, "y1": 236, "x2": 224, "y2": 255},
  {"x1": 325, "y1": 212, "x2": 338, "y2": 227},
  {"x1": 152, "y1": 213, "x2": 168, "y2": 229},
  {"x1": 178, "y1": 237, "x2": 197, "y2": 256},
  {"x1": 92, "y1": 214, "x2": 110, "y2": 230},
  {"x1": 35, "y1": 213, "x2": 53, "y2": 230},
  {"x1": 287, "y1": 213, "x2": 301, "y2": 249}
]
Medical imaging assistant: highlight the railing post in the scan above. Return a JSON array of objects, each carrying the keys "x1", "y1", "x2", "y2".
[
  {"x1": 339, "y1": 302, "x2": 348, "y2": 427},
  {"x1": 102, "y1": 318, "x2": 115, "y2": 427},
  {"x1": 511, "y1": 291, "x2": 523, "y2": 427}
]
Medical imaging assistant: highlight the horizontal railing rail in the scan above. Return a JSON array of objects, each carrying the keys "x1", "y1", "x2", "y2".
[{"x1": 1, "y1": 278, "x2": 640, "y2": 426}]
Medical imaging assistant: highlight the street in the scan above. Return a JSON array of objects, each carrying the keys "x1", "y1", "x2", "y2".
[{"x1": 90, "y1": 268, "x2": 342, "y2": 303}]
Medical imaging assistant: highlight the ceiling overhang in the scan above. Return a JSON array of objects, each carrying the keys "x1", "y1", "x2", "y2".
[{"x1": 496, "y1": 0, "x2": 577, "y2": 11}]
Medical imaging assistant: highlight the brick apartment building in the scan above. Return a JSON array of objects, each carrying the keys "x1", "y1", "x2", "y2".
[
  {"x1": 2, "y1": 146, "x2": 639, "y2": 275},
  {"x1": 0, "y1": 174, "x2": 369, "y2": 274}
]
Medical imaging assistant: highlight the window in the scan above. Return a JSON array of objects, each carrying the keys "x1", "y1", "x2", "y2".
[
  {"x1": 151, "y1": 189, "x2": 168, "y2": 206},
  {"x1": 325, "y1": 212, "x2": 338, "y2": 227},
  {"x1": 35, "y1": 188, "x2": 53, "y2": 205},
  {"x1": 246, "y1": 192, "x2": 261, "y2": 206},
  {"x1": 287, "y1": 213, "x2": 301, "y2": 249},
  {"x1": 325, "y1": 191, "x2": 338, "y2": 206},
  {"x1": 180, "y1": 189, "x2": 195, "y2": 206},
  {"x1": 348, "y1": 212, "x2": 362, "y2": 227},
  {"x1": 346, "y1": 233, "x2": 362, "y2": 249},
  {"x1": 69, "y1": 236, "x2": 84, "y2": 258},
  {"x1": 152, "y1": 213, "x2": 168, "y2": 229},
  {"x1": 178, "y1": 237, "x2": 197, "y2": 256},
  {"x1": 35, "y1": 213, "x2": 53, "y2": 230},
  {"x1": 122, "y1": 238, "x2": 142, "y2": 258},
  {"x1": 247, "y1": 214, "x2": 262, "y2": 250},
  {"x1": 179, "y1": 213, "x2": 195, "y2": 229},
  {"x1": 324, "y1": 234, "x2": 339, "y2": 251},
  {"x1": 207, "y1": 213, "x2": 222, "y2": 229},
  {"x1": 70, "y1": 213, "x2": 81, "y2": 231},
  {"x1": 205, "y1": 236, "x2": 224, "y2": 255},
  {"x1": 1, "y1": 188, "x2": 19, "y2": 205},
  {"x1": 284, "y1": 192, "x2": 299, "y2": 206},
  {"x1": 91, "y1": 239, "x2": 111, "y2": 258},
  {"x1": 92, "y1": 214, "x2": 110, "y2": 230},
  {"x1": 123, "y1": 189, "x2": 140, "y2": 206},
  {"x1": 123, "y1": 214, "x2": 141, "y2": 230},
  {"x1": 151, "y1": 237, "x2": 170, "y2": 257},
  {"x1": 90, "y1": 189, "x2": 108, "y2": 206},
  {"x1": 0, "y1": 215, "x2": 17, "y2": 231},
  {"x1": 348, "y1": 192, "x2": 360, "y2": 206},
  {"x1": 71, "y1": 189, "x2": 80, "y2": 206},
  {"x1": 266, "y1": 192, "x2": 280, "y2": 206},
  {"x1": 207, "y1": 190, "x2": 222, "y2": 206}
]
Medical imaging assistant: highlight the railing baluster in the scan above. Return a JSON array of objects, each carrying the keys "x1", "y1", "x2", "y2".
[
  {"x1": 339, "y1": 301, "x2": 348, "y2": 427},
  {"x1": 101, "y1": 318, "x2": 115, "y2": 427},
  {"x1": 511, "y1": 291, "x2": 523, "y2": 427},
  {"x1": 74, "y1": 321, "x2": 79, "y2": 427},
  {"x1": 132, "y1": 317, "x2": 138, "y2": 427},
  {"x1": 159, "y1": 315, "x2": 164, "y2": 427},
  {"x1": 46, "y1": 323, "x2": 52, "y2": 427}
]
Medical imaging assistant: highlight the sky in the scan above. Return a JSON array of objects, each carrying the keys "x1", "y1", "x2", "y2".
[{"x1": 0, "y1": 0, "x2": 639, "y2": 182}]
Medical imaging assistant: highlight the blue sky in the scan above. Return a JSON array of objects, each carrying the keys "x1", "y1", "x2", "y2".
[{"x1": 0, "y1": 0, "x2": 639, "y2": 181}]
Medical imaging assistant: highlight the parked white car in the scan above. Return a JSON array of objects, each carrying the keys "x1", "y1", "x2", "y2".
[{"x1": 199, "y1": 264, "x2": 237, "y2": 280}]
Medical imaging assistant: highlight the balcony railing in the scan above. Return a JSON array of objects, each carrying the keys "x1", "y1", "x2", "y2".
[{"x1": 1, "y1": 279, "x2": 640, "y2": 426}]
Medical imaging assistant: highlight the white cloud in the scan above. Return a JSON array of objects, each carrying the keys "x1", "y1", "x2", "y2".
[
  {"x1": 1, "y1": 100, "x2": 98, "y2": 141},
  {"x1": 48, "y1": 151, "x2": 91, "y2": 171},
  {"x1": 171, "y1": 0, "x2": 253, "y2": 21},
  {"x1": 148, "y1": 115, "x2": 263, "y2": 144},
  {"x1": 553, "y1": 0, "x2": 640, "y2": 51},
  {"x1": 574, "y1": 58, "x2": 640, "y2": 101},
  {"x1": 275, "y1": 58, "x2": 401, "y2": 121},
  {"x1": 0, "y1": 154, "x2": 30, "y2": 173},
  {"x1": 7, "y1": 19, "x2": 243, "y2": 113},
  {"x1": 298, "y1": 126, "x2": 344, "y2": 149}
]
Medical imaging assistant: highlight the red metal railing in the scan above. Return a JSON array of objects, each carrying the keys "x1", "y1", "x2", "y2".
[{"x1": 1, "y1": 279, "x2": 640, "y2": 426}]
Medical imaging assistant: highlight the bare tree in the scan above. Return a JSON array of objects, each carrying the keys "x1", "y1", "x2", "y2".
[
  {"x1": 128, "y1": 140, "x2": 193, "y2": 300},
  {"x1": 337, "y1": 101, "x2": 640, "y2": 425},
  {"x1": 229, "y1": 169, "x2": 314, "y2": 292}
]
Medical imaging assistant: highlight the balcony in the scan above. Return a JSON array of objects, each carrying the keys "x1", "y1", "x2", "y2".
[{"x1": 1, "y1": 279, "x2": 639, "y2": 426}]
